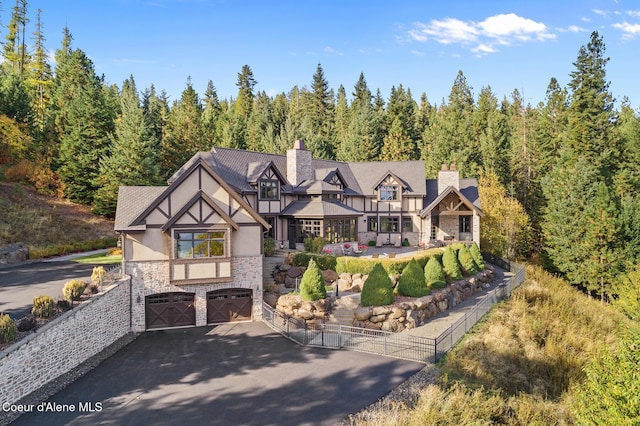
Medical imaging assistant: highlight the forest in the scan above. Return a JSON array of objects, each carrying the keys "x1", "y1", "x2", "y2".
[{"x1": 1, "y1": 4, "x2": 639, "y2": 320}]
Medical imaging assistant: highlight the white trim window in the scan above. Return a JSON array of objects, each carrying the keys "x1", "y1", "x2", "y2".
[{"x1": 176, "y1": 231, "x2": 226, "y2": 258}]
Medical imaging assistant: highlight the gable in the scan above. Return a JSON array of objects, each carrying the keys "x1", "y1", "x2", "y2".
[
  {"x1": 420, "y1": 186, "x2": 483, "y2": 217},
  {"x1": 129, "y1": 157, "x2": 270, "y2": 230}
]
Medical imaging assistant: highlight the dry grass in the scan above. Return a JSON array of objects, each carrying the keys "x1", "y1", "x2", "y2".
[
  {"x1": 0, "y1": 182, "x2": 116, "y2": 256},
  {"x1": 349, "y1": 265, "x2": 631, "y2": 425}
]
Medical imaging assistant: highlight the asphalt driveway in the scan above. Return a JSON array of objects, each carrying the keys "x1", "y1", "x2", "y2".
[
  {"x1": 0, "y1": 257, "x2": 105, "y2": 319},
  {"x1": 11, "y1": 322, "x2": 424, "y2": 426}
]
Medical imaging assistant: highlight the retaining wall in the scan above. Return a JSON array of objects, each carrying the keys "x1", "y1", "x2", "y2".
[{"x1": 0, "y1": 276, "x2": 131, "y2": 408}]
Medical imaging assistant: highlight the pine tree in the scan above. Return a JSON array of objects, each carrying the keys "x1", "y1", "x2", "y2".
[
  {"x1": 93, "y1": 76, "x2": 161, "y2": 216},
  {"x1": 53, "y1": 45, "x2": 114, "y2": 205},
  {"x1": 235, "y1": 64, "x2": 256, "y2": 121},
  {"x1": 397, "y1": 259, "x2": 429, "y2": 297},
  {"x1": 26, "y1": 8, "x2": 53, "y2": 132},
  {"x1": 457, "y1": 244, "x2": 478, "y2": 276},
  {"x1": 299, "y1": 259, "x2": 327, "y2": 301},
  {"x1": 161, "y1": 77, "x2": 205, "y2": 178},
  {"x1": 424, "y1": 256, "x2": 446, "y2": 289},
  {"x1": 361, "y1": 263, "x2": 394, "y2": 307},
  {"x1": 306, "y1": 63, "x2": 335, "y2": 159},
  {"x1": 469, "y1": 242, "x2": 485, "y2": 270},
  {"x1": 202, "y1": 80, "x2": 221, "y2": 143},
  {"x1": 442, "y1": 246, "x2": 462, "y2": 281}
]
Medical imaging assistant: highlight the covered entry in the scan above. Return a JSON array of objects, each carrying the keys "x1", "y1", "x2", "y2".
[
  {"x1": 207, "y1": 289, "x2": 253, "y2": 324},
  {"x1": 145, "y1": 292, "x2": 196, "y2": 330}
]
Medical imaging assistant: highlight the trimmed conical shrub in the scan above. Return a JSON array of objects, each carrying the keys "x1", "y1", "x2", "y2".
[
  {"x1": 424, "y1": 256, "x2": 447, "y2": 289},
  {"x1": 361, "y1": 263, "x2": 394, "y2": 307},
  {"x1": 458, "y1": 244, "x2": 478, "y2": 276},
  {"x1": 442, "y1": 246, "x2": 463, "y2": 281},
  {"x1": 397, "y1": 259, "x2": 430, "y2": 297},
  {"x1": 299, "y1": 259, "x2": 327, "y2": 301},
  {"x1": 470, "y1": 242, "x2": 485, "y2": 270}
]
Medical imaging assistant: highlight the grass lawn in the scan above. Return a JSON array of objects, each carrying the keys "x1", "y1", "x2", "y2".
[{"x1": 72, "y1": 251, "x2": 122, "y2": 265}]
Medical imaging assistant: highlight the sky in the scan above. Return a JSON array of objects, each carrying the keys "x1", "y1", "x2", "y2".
[{"x1": 23, "y1": 0, "x2": 640, "y2": 107}]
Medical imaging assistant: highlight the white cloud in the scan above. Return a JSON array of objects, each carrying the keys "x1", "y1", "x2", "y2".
[
  {"x1": 324, "y1": 46, "x2": 344, "y2": 56},
  {"x1": 411, "y1": 50, "x2": 425, "y2": 56},
  {"x1": 408, "y1": 13, "x2": 554, "y2": 56},
  {"x1": 612, "y1": 21, "x2": 640, "y2": 39},
  {"x1": 558, "y1": 25, "x2": 588, "y2": 33},
  {"x1": 627, "y1": 10, "x2": 640, "y2": 18}
]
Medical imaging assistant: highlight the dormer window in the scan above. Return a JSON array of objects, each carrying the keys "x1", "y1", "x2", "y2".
[
  {"x1": 380, "y1": 185, "x2": 399, "y2": 201},
  {"x1": 259, "y1": 180, "x2": 279, "y2": 200}
]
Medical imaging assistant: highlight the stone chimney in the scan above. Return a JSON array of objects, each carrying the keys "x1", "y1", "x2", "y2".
[
  {"x1": 287, "y1": 140, "x2": 312, "y2": 186},
  {"x1": 437, "y1": 163, "x2": 459, "y2": 194}
]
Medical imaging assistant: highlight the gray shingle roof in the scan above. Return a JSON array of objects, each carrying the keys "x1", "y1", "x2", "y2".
[
  {"x1": 347, "y1": 160, "x2": 426, "y2": 196},
  {"x1": 425, "y1": 178, "x2": 481, "y2": 208},
  {"x1": 281, "y1": 199, "x2": 363, "y2": 217},
  {"x1": 114, "y1": 186, "x2": 166, "y2": 231}
]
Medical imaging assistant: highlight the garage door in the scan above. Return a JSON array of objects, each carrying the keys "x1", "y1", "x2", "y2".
[
  {"x1": 207, "y1": 289, "x2": 253, "y2": 324},
  {"x1": 146, "y1": 292, "x2": 196, "y2": 330}
]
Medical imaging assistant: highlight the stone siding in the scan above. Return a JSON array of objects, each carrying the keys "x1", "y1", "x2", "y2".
[
  {"x1": 127, "y1": 255, "x2": 263, "y2": 331},
  {"x1": 0, "y1": 277, "x2": 131, "y2": 408}
]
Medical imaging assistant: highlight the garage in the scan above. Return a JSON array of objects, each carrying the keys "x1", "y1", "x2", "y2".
[
  {"x1": 207, "y1": 289, "x2": 253, "y2": 324},
  {"x1": 146, "y1": 292, "x2": 196, "y2": 330}
]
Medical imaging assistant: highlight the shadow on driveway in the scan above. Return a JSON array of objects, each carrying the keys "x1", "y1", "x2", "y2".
[{"x1": 11, "y1": 322, "x2": 423, "y2": 426}]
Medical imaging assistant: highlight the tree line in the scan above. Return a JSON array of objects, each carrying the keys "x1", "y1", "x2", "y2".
[{"x1": 0, "y1": 2, "x2": 639, "y2": 302}]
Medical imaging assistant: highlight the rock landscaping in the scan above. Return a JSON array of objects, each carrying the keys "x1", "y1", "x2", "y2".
[{"x1": 268, "y1": 261, "x2": 497, "y2": 331}]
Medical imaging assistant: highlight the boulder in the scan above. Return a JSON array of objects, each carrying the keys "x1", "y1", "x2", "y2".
[
  {"x1": 370, "y1": 314, "x2": 387, "y2": 323},
  {"x1": 390, "y1": 307, "x2": 405, "y2": 320},
  {"x1": 297, "y1": 309, "x2": 315, "y2": 320},
  {"x1": 354, "y1": 306, "x2": 372, "y2": 321},
  {"x1": 322, "y1": 269, "x2": 339, "y2": 283},
  {"x1": 372, "y1": 306, "x2": 392, "y2": 316}
]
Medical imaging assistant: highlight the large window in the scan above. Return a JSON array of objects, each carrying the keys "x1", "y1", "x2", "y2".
[
  {"x1": 325, "y1": 219, "x2": 356, "y2": 243},
  {"x1": 459, "y1": 216, "x2": 471, "y2": 233},
  {"x1": 402, "y1": 217, "x2": 413, "y2": 232},
  {"x1": 259, "y1": 180, "x2": 279, "y2": 200},
  {"x1": 379, "y1": 185, "x2": 399, "y2": 201},
  {"x1": 176, "y1": 231, "x2": 226, "y2": 258},
  {"x1": 380, "y1": 217, "x2": 399, "y2": 232}
]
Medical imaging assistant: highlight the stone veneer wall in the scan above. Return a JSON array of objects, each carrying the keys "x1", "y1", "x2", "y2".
[
  {"x1": 127, "y1": 255, "x2": 263, "y2": 331},
  {"x1": 0, "y1": 277, "x2": 131, "y2": 407}
]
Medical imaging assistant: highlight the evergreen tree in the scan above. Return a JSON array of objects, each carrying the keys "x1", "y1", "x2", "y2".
[
  {"x1": 352, "y1": 72, "x2": 372, "y2": 111},
  {"x1": 469, "y1": 242, "x2": 485, "y2": 270},
  {"x1": 424, "y1": 256, "x2": 446, "y2": 289},
  {"x1": 142, "y1": 85, "x2": 168, "y2": 158},
  {"x1": 201, "y1": 80, "x2": 221, "y2": 143},
  {"x1": 442, "y1": 246, "x2": 463, "y2": 281},
  {"x1": 53, "y1": 45, "x2": 114, "y2": 205},
  {"x1": 457, "y1": 244, "x2": 478, "y2": 276},
  {"x1": 26, "y1": 8, "x2": 53, "y2": 132},
  {"x1": 566, "y1": 31, "x2": 619, "y2": 177},
  {"x1": 235, "y1": 64, "x2": 256, "y2": 121},
  {"x1": 397, "y1": 258, "x2": 429, "y2": 297},
  {"x1": 2, "y1": 0, "x2": 30, "y2": 76},
  {"x1": 361, "y1": 263, "x2": 394, "y2": 307},
  {"x1": 614, "y1": 101, "x2": 640, "y2": 198},
  {"x1": 334, "y1": 84, "x2": 350, "y2": 157},
  {"x1": 299, "y1": 259, "x2": 326, "y2": 301},
  {"x1": 161, "y1": 77, "x2": 205, "y2": 178},
  {"x1": 383, "y1": 84, "x2": 418, "y2": 160},
  {"x1": 93, "y1": 76, "x2": 161, "y2": 216},
  {"x1": 475, "y1": 87, "x2": 510, "y2": 185},
  {"x1": 306, "y1": 63, "x2": 335, "y2": 159},
  {"x1": 381, "y1": 116, "x2": 415, "y2": 161}
]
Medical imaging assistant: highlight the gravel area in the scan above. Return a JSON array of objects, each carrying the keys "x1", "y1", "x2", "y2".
[
  {"x1": 339, "y1": 363, "x2": 440, "y2": 425},
  {"x1": 0, "y1": 332, "x2": 138, "y2": 426}
]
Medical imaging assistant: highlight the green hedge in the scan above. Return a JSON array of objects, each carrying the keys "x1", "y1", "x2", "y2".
[
  {"x1": 291, "y1": 253, "x2": 337, "y2": 271},
  {"x1": 336, "y1": 248, "x2": 443, "y2": 275},
  {"x1": 397, "y1": 259, "x2": 430, "y2": 297}
]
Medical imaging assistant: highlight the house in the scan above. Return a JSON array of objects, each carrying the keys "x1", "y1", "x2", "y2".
[{"x1": 114, "y1": 140, "x2": 481, "y2": 331}]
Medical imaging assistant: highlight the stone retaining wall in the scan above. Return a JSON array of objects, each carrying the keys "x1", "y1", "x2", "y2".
[
  {"x1": 0, "y1": 243, "x2": 29, "y2": 266},
  {"x1": 0, "y1": 276, "x2": 131, "y2": 408},
  {"x1": 353, "y1": 267, "x2": 496, "y2": 332}
]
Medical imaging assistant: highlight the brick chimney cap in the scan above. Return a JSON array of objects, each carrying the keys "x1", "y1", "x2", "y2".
[
  {"x1": 293, "y1": 140, "x2": 306, "y2": 150},
  {"x1": 449, "y1": 164, "x2": 456, "y2": 171},
  {"x1": 441, "y1": 164, "x2": 448, "y2": 171}
]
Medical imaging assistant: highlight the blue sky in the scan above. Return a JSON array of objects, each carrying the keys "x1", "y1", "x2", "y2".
[{"x1": 28, "y1": 0, "x2": 640, "y2": 107}]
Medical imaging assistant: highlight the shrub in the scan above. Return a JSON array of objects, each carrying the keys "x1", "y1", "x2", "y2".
[
  {"x1": 402, "y1": 239, "x2": 410, "y2": 247},
  {"x1": 335, "y1": 249, "x2": 444, "y2": 276},
  {"x1": 63, "y1": 279, "x2": 86, "y2": 304},
  {"x1": 291, "y1": 253, "x2": 337, "y2": 271},
  {"x1": 299, "y1": 259, "x2": 327, "y2": 301},
  {"x1": 458, "y1": 244, "x2": 478, "y2": 276},
  {"x1": 263, "y1": 236, "x2": 276, "y2": 257},
  {"x1": 91, "y1": 266, "x2": 106, "y2": 286},
  {"x1": 361, "y1": 263, "x2": 395, "y2": 307},
  {"x1": 0, "y1": 314, "x2": 16, "y2": 344},
  {"x1": 303, "y1": 236, "x2": 326, "y2": 253},
  {"x1": 85, "y1": 283, "x2": 99, "y2": 295},
  {"x1": 442, "y1": 246, "x2": 463, "y2": 281},
  {"x1": 368, "y1": 240, "x2": 376, "y2": 247},
  {"x1": 56, "y1": 299, "x2": 72, "y2": 312},
  {"x1": 397, "y1": 259, "x2": 430, "y2": 297},
  {"x1": 32, "y1": 295, "x2": 55, "y2": 318},
  {"x1": 425, "y1": 256, "x2": 447, "y2": 289},
  {"x1": 470, "y1": 242, "x2": 485, "y2": 270},
  {"x1": 17, "y1": 314, "x2": 37, "y2": 332}
]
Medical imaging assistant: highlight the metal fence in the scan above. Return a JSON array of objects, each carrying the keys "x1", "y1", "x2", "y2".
[{"x1": 262, "y1": 258, "x2": 526, "y2": 364}]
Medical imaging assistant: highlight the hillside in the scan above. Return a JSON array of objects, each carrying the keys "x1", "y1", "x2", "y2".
[
  {"x1": 347, "y1": 265, "x2": 635, "y2": 425},
  {"x1": 0, "y1": 182, "x2": 116, "y2": 256}
]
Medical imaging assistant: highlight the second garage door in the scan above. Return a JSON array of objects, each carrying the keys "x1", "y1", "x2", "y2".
[{"x1": 207, "y1": 289, "x2": 253, "y2": 324}]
